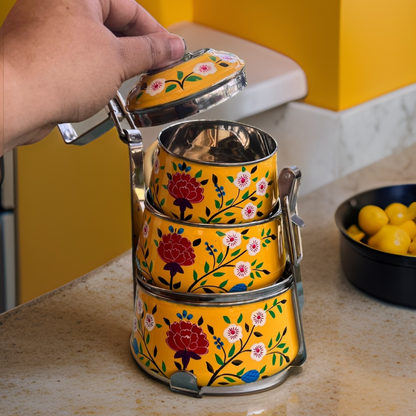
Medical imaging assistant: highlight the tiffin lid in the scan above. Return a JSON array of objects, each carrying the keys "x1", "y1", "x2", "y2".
[{"x1": 125, "y1": 48, "x2": 246, "y2": 127}]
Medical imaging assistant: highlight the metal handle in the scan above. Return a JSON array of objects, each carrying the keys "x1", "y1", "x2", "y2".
[
  {"x1": 278, "y1": 166, "x2": 304, "y2": 267},
  {"x1": 278, "y1": 166, "x2": 305, "y2": 311},
  {"x1": 58, "y1": 95, "x2": 132, "y2": 145},
  {"x1": 58, "y1": 73, "x2": 141, "y2": 146},
  {"x1": 278, "y1": 166, "x2": 306, "y2": 375}
]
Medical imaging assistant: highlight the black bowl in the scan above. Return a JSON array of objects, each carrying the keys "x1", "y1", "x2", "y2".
[{"x1": 334, "y1": 184, "x2": 416, "y2": 308}]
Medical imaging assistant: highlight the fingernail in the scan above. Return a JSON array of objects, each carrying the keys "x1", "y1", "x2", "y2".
[{"x1": 169, "y1": 35, "x2": 186, "y2": 62}]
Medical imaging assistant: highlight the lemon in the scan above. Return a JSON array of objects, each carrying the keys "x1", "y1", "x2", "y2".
[
  {"x1": 384, "y1": 202, "x2": 408, "y2": 225},
  {"x1": 408, "y1": 202, "x2": 416, "y2": 221},
  {"x1": 358, "y1": 205, "x2": 389, "y2": 235},
  {"x1": 409, "y1": 239, "x2": 416, "y2": 255},
  {"x1": 347, "y1": 224, "x2": 365, "y2": 241},
  {"x1": 368, "y1": 224, "x2": 411, "y2": 255},
  {"x1": 399, "y1": 220, "x2": 416, "y2": 240}
]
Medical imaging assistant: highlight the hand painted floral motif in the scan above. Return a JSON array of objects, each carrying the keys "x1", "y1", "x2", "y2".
[
  {"x1": 234, "y1": 261, "x2": 251, "y2": 279},
  {"x1": 240, "y1": 369, "x2": 261, "y2": 383},
  {"x1": 137, "y1": 50, "x2": 237, "y2": 101},
  {"x1": 138, "y1": 218, "x2": 276, "y2": 293},
  {"x1": 150, "y1": 157, "x2": 273, "y2": 224},
  {"x1": 131, "y1": 298, "x2": 167, "y2": 378},
  {"x1": 146, "y1": 78, "x2": 166, "y2": 96},
  {"x1": 133, "y1": 317, "x2": 138, "y2": 333},
  {"x1": 142, "y1": 221, "x2": 149, "y2": 239},
  {"x1": 246, "y1": 237, "x2": 261, "y2": 256},
  {"x1": 178, "y1": 227, "x2": 274, "y2": 293},
  {"x1": 202, "y1": 166, "x2": 271, "y2": 224},
  {"x1": 222, "y1": 231, "x2": 242, "y2": 248},
  {"x1": 251, "y1": 309, "x2": 267, "y2": 326},
  {"x1": 153, "y1": 155, "x2": 160, "y2": 175},
  {"x1": 250, "y1": 342, "x2": 267, "y2": 361},
  {"x1": 234, "y1": 170, "x2": 251, "y2": 190},
  {"x1": 165, "y1": 319, "x2": 209, "y2": 370},
  {"x1": 193, "y1": 62, "x2": 217, "y2": 76},
  {"x1": 256, "y1": 178, "x2": 268, "y2": 196},
  {"x1": 144, "y1": 313, "x2": 156, "y2": 332},
  {"x1": 167, "y1": 172, "x2": 205, "y2": 220},
  {"x1": 213, "y1": 336, "x2": 224, "y2": 350},
  {"x1": 136, "y1": 297, "x2": 144, "y2": 315},
  {"x1": 149, "y1": 161, "x2": 207, "y2": 222},
  {"x1": 201, "y1": 299, "x2": 290, "y2": 386},
  {"x1": 157, "y1": 232, "x2": 196, "y2": 279},
  {"x1": 241, "y1": 202, "x2": 257, "y2": 220},
  {"x1": 210, "y1": 51, "x2": 239, "y2": 63},
  {"x1": 131, "y1": 297, "x2": 294, "y2": 387},
  {"x1": 223, "y1": 324, "x2": 243, "y2": 343}
]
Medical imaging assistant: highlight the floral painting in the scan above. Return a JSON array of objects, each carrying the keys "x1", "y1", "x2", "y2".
[
  {"x1": 136, "y1": 217, "x2": 285, "y2": 293},
  {"x1": 131, "y1": 286, "x2": 298, "y2": 388},
  {"x1": 149, "y1": 156, "x2": 275, "y2": 224},
  {"x1": 134, "y1": 50, "x2": 242, "y2": 103}
]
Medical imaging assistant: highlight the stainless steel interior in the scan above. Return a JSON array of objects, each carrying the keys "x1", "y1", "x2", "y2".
[{"x1": 158, "y1": 120, "x2": 277, "y2": 164}]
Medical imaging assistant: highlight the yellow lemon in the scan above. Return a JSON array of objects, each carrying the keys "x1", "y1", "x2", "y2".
[
  {"x1": 368, "y1": 224, "x2": 411, "y2": 255},
  {"x1": 358, "y1": 205, "x2": 389, "y2": 235},
  {"x1": 409, "y1": 239, "x2": 416, "y2": 255},
  {"x1": 384, "y1": 202, "x2": 408, "y2": 225},
  {"x1": 347, "y1": 224, "x2": 365, "y2": 241},
  {"x1": 399, "y1": 220, "x2": 416, "y2": 240},
  {"x1": 408, "y1": 202, "x2": 416, "y2": 220}
]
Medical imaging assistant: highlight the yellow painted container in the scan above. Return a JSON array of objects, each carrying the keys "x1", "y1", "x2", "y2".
[
  {"x1": 126, "y1": 49, "x2": 245, "y2": 111},
  {"x1": 136, "y1": 194, "x2": 286, "y2": 293},
  {"x1": 125, "y1": 48, "x2": 246, "y2": 127},
  {"x1": 131, "y1": 268, "x2": 306, "y2": 396},
  {"x1": 144, "y1": 120, "x2": 278, "y2": 224}
]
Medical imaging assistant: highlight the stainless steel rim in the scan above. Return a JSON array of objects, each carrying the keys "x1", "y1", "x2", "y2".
[
  {"x1": 135, "y1": 264, "x2": 294, "y2": 306},
  {"x1": 144, "y1": 189, "x2": 282, "y2": 229},
  {"x1": 128, "y1": 68, "x2": 247, "y2": 127},
  {"x1": 156, "y1": 119, "x2": 278, "y2": 167}
]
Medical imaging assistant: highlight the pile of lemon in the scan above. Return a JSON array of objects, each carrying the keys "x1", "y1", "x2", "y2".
[{"x1": 347, "y1": 202, "x2": 416, "y2": 256}]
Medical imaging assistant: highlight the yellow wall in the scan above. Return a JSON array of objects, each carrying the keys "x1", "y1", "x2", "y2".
[
  {"x1": 15, "y1": 129, "x2": 132, "y2": 303},
  {"x1": 137, "y1": 0, "x2": 193, "y2": 28},
  {"x1": 339, "y1": 0, "x2": 416, "y2": 109},
  {"x1": 192, "y1": 0, "x2": 416, "y2": 111},
  {"x1": 0, "y1": 0, "x2": 14, "y2": 24},
  {"x1": 192, "y1": 0, "x2": 341, "y2": 110}
]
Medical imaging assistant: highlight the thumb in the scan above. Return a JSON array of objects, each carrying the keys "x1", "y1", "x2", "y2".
[{"x1": 117, "y1": 32, "x2": 186, "y2": 81}]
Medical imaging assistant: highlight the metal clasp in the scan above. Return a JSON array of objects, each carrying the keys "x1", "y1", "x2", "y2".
[
  {"x1": 170, "y1": 371, "x2": 202, "y2": 398},
  {"x1": 278, "y1": 166, "x2": 304, "y2": 267},
  {"x1": 57, "y1": 92, "x2": 136, "y2": 146},
  {"x1": 278, "y1": 166, "x2": 305, "y2": 310}
]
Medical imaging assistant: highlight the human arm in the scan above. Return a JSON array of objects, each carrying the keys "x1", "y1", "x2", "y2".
[{"x1": 1, "y1": 0, "x2": 185, "y2": 156}]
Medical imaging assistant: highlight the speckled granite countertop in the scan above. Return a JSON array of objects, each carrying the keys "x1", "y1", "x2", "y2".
[{"x1": 2, "y1": 143, "x2": 416, "y2": 416}]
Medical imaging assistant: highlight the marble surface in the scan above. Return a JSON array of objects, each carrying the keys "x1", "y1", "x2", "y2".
[
  {"x1": 1, "y1": 143, "x2": 416, "y2": 415},
  {"x1": 242, "y1": 82, "x2": 416, "y2": 195}
]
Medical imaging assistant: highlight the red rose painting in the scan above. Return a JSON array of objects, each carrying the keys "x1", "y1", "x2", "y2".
[
  {"x1": 166, "y1": 320, "x2": 209, "y2": 369},
  {"x1": 167, "y1": 172, "x2": 204, "y2": 219},
  {"x1": 157, "y1": 233, "x2": 196, "y2": 278}
]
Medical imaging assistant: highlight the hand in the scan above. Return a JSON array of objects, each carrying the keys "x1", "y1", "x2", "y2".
[{"x1": 1, "y1": 0, "x2": 185, "y2": 155}]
